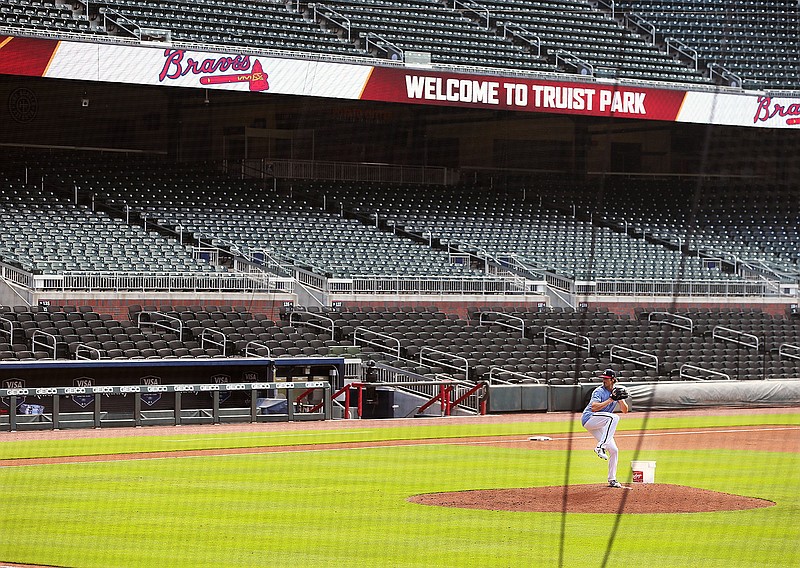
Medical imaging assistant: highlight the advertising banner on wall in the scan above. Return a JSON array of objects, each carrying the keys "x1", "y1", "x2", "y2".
[{"x1": 1, "y1": 35, "x2": 798, "y2": 129}]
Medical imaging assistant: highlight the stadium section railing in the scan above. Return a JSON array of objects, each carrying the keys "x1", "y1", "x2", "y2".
[{"x1": 28, "y1": 268, "x2": 294, "y2": 293}]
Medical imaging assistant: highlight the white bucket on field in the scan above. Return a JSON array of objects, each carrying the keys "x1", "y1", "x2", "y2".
[{"x1": 631, "y1": 460, "x2": 656, "y2": 483}]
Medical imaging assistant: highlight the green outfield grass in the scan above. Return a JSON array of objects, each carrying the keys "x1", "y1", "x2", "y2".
[{"x1": 0, "y1": 412, "x2": 798, "y2": 567}]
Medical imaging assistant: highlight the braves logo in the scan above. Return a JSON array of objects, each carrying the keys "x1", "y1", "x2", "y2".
[
  {"x1": 159, "y1": 49, "x2": 269, "y2": 92},
  {"x1": 753, "y1": 96, "x2": 800, "y2": 126}
]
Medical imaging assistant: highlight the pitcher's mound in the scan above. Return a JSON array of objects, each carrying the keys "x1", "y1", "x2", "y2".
[{"x1": 409, "y1": 484, "x2": 774, "y2": 513}]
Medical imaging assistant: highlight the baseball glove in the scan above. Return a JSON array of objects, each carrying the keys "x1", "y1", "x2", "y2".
[{"x1": 611, "y1": 385, "x2": 629, "y2": 400}]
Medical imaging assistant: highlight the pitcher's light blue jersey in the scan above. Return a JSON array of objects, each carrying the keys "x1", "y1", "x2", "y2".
[{"x1": 581, "y1": 385, "x2": 617, "y2": 426}]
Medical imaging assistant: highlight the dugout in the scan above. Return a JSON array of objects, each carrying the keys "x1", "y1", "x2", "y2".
[{"x1": 0, "y1": 356, "x2": 343, "y2": 430}]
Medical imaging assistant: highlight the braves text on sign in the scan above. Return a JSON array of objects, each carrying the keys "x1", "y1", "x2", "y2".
[
  {"x1": 753, "y1": 96, "x2": 800, "y2": 125},
  {"x1": 159, "y1": 49, "x2": 251, "y2": 82}
]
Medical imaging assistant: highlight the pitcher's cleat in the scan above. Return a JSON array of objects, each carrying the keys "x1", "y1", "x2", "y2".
[
  {"x1": 594, "y1": 445, "x2": 609, "y2": 460},
  {"x1": 608, "y1": 480, "x2": 624, "y2": 488}
]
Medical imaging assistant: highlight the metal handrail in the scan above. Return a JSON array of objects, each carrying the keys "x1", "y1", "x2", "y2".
[
  {"x1": 708, "y1": 63, "x2": 743, "y2": 89},
  {"x1": 99, "y1": 7, "x2": 142, "y2": 39},
  {"x1": 479, "y1": 311, "x2": 525, "y2": 336},
  {"x1": 353, "y1": 327, "x2": 401, "y2": 359},
  {"x1": 648, "y1": 311, "x2": 693, "y2": 332},
  {"x1": 75, "y1": 343, "x2": 104, "y2": 360},
  {"x1": 626, "y1": 13, "x2": 656, "y2": 44},
  {"x1": 554, "y1": 50, "x2": 594, "y2": 76},
  {"x1": 138, "y1": 311, "x2": 184, "y2": 341},
  {"x1": 0, "y1": 316, "x2": 17, "y2": 346},
  {"x1": 449, "y1": 380, "x2": 488, "y2": 415},
  {"x1": 369, "y1": 362, "x2": 482, "y2": 414},
  {"x1": 587, "y1": 278, "x2": 780, "y2": 298},
  {"x1": 244, "y1": 340, "x2": 271, "y2": 357},
  {"x1": 778, "y1": 343, "x2": 800, "y2": 360},
  {"x1": 610, "y1": 345, "x2": 658, "y2": 370},
  {"x1": 501, "y1": 23, "x2": 541, "y2": 57},
  {"x1": 313, "y1": 4, "x2": 352, "y2": 41},
  {"x1": 712, "y1": 325, "x2": 759, "y2": 350},
  {"x1": 454, "y1": 0, "x2": 490, "y2": 30},
  {"x1": 201, "y1": 328, "x2": 227, "y2": 356},
  {"x1": 289, "y1": 311, "x2": 336, "y2": 339},
  {"x1": 488, "y1": 366, "x2": 544, "y2": 384},
  {"x1": 31, "y1": 330, "x2": 59, "y2": 360},
  {"x1": 364, "y1": 32, "x2": 404, "y2": 61},
  {"x1": 666, "y1": 38, "x2": 698, "y2": 71},
  {"x1": 419, "y1": 346, "x2": 469, "y2": 379},
  {"x1": 31, "y1": 268, "x2": 290, "y2": 293},
  {"x1": 544, "y1": 326, "x2": 591, "y2": 352},
  {"x1": 679, "y1": 364, "x2": 731, "y2": 381}
]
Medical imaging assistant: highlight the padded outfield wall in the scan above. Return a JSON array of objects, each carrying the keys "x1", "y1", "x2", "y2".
[{"x1": 487, "y1": 380, "x2": 800, "y2": 413}]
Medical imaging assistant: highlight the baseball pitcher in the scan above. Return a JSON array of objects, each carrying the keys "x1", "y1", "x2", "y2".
[{"x1": 581, "y1": 368, "x2": 629, "y2": 488}]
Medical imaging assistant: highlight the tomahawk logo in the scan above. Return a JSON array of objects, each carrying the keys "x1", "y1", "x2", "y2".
[
  {"x1": 159, "y1": 49, "x2": 269, "y2": 92},
  {"x1": 72, "y1": 377, "x2": 94, "y2": 408},
  {"x1": 140, "y1": 375, "x2": 162, "y2": 407}
]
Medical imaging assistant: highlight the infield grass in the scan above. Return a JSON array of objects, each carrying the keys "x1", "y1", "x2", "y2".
[{"x1": 0, "y1": 411, "x2": 798, "y2": 568}]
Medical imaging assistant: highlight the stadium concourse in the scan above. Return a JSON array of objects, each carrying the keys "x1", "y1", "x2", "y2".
[{"x1": 0, "y1": 1, "x2": 798, "y2": 425}]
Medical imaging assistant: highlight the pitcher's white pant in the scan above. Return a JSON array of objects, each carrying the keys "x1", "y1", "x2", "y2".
[{"x1": 584, "y1": 412, "x2": 620, "y2": 482}]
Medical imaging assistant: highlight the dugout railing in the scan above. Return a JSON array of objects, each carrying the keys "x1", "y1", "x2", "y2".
[
  {"x1": 373, "y1": 357, "x2": 485, "y2": 414},
  {"x1": 0, "y1": 381, "x2": 332, "y2": 432},
  {"x1": 302, "y1": 378, "x2": 488, "y2": 419}
]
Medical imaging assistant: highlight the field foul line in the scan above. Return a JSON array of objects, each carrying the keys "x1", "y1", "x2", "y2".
[
  {"x1": 0, "y1": 442, "x2": 456, "y2": 467},
  {"x1": 162, "y1": 430, "x2": 376, "y2": 443}
]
